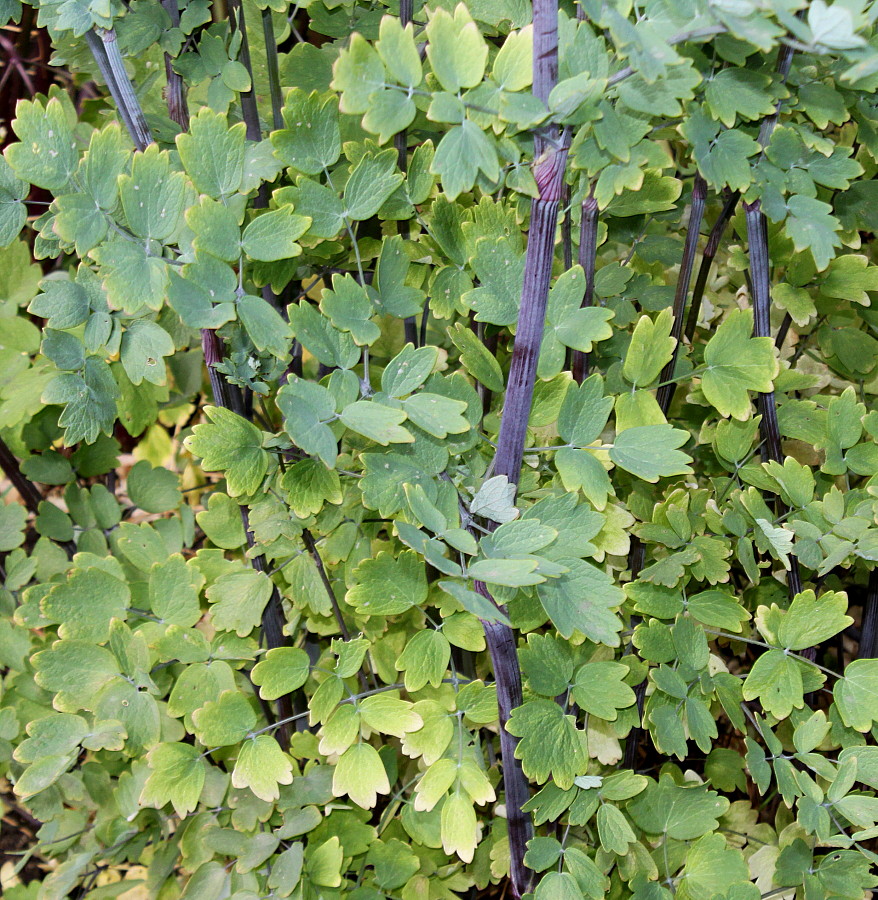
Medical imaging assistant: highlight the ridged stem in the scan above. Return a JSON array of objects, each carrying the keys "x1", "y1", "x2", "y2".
[
  {"x1": 571, "y1": 188, "x2": 598, "y2": 384},
  {"x1": 860, "y1": 569, "x2": 878, "y2": 660},
  {"x1": 478, "y1": 4, "x2": 566, "y2": 895},
  {"x1": 683, "y1": 190, "x2": 740, "y2": 343},
  {"x1": 656, "y1": 174, "x2": 707, "y2": 414},
  {"x1": 85, "y1": 29, "x2": 153, "y2": 151},
  {"x1": 744, "y1": 200, "x2": 803, "y2": 605},
  {"x1": 161, "y1": 0, "x2": 189, "y2": 129},
  {"x1": 227, "y1": 0, "x2": 261, "y2": 141}
]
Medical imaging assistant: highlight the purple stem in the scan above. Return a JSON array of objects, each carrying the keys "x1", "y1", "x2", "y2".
[
  {"x1": 477, "y1": 3, "x2": 566, "y2": 895},
  {"x1": 656, "y1": 174, "x2": 707, "y2": 414},
  {"x1": 744, "y1": 199, "x2": 804, "y2": 604},
  {"x1": 683, "y1": 190, "x2": 740, "y2": 344},
  {"x1": 571, "y1": 187, "x2": 598, "y2": 384},
  {"x1": 860, "y1": 569, "x2": 878, "y2": 660},
  {"x1": 161, "y1": 0, "x2": 189, "y2": 129}
]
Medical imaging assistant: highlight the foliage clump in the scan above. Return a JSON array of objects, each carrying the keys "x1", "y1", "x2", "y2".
[{"x1": 2, "y1": 0, "x2": 878, "y2": 898}]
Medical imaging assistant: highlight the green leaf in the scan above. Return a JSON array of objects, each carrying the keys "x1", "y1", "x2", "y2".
[
  {"x1": 242, "y1": 206, "x2": 310, "y2": 262},
  {"x1": 742, "y1": 648, "x2": 804, "y2": 719},
  {"x1": 702, "y1": 309, "x2": 779, "y2": 419},
  {"x1": 597, "y1": 802, "x2": 637, "y2": 855},
  {"x1": 627, "y1": 774, "x2": 729, "y2": 839},
  {"x1": 402, "y1": 393, "x2": 469, "y2": 439},
  {"x1": 468, "y1": 557, "x2": 542, "y2": 587},
  {"x1": 540, "y1": 267, "x2": 614, "y2": 377},
  {"x1": 282, "y1": 458, "x2": 342, "y2": 518},
  {"x1": 42, "y1": 357, "x2": 119, "y2": 445},
  {"x1": 344, "y1": 149, "x2": 403, "y2": 221},
  {"x1": 331, "y1": 33, "x2": 385, "y2": 115},
  {"x1": 470, "y1": 474, "x2": 519, "y2": 524},
  {"x1": 206, "y1": 569, "x2": 273, "y2": 637},
  {"x1": 395, "y1": 629, "x2": 450, "y2": 691},
  {"x1": 120, "y1": 319, "x2": 175, "y2": 386},
  {"x1": 447, "y1": 322, "x2": 505, "y2": 393},
  {"x1": 677, "y1": 833, "x2": 750, "y2": 900},
  {"x1": 609, "y1": 425, "x2": 693, "y2": 482},
  {"x1": 271, "y1": 90, "x2": 340, "y2": 175},
  {"x1": 32, "y1": 641, "x2": 119, "y2": 711},
  {"x1": 376, "y1": 16, "x2": 422, "y2": 87},
  {"x1": 141, "y1": 743, "x2": 205, "y2": 817},
  {"x1": 0, "y1": 503, "x2": 27, "y2": 552},
  {"x1": 340, "y1": 401, "x2": 413, "y2": 445},
  {"x1": 41, "y1": 566, "x2": 130, "y2": 643},
  {"x1": 623, "y1": 309, "x2": 675, "y2": 388},
  {"x1": 0, "y1": 156, "x2": 27, "y2": 247},
  {"x1": 381, "y1": 345, "x2": 438, "y2": 397},
  {"x1": 149, "y1": 555, "x2": 203, "y2": 627},
  {"x1": 252, "y1": 647, "x2": 311, "y2": 701},
  {"x1": 192, "y1": 690, "x2": 258, "y2": 747},
  {"x1": 185, "y1": 406, "x2": 269, "y2": 497},
  {"x1": 118, "y1": 144, "x2": 186, "y2": 242},
  {"x1": 571, "y1": 661, "x2": 636, "y2": 721},
  {"x1": 28, "y1": 280, "x2": 89, "y2": 330},
  {"x1": 777, "y1": 589, "x2": 852, "y2": 651},
  {"x1": 432, "y1": 121, "x2": 499, "y2": 201},
  {"x1": 90, "y1": 242, "x2": 169, "y2": 313},
  {"x1": 238, "y1": 294, "x2": 294, "y2": 358},
  {"x1": 438, "y1": 580, "x2": 511, "y2": 625},
  {"x1": 195, "y1": 492, "x2": 246, "y2": 549},
  {"x1": 835, "y1": 659, "x2": 878, "y2": 732},
  {"x1": 232, "y1": 734, "x2": 294, "y2": 802},
  {"x1": 785, "y1": 194, "x2": 842, "y2": 271},
  {"x1": 374, "y1": 235, "x2": 425, "y2": 318},
  {"x1": 286, "y1": 300, "x2": 360, "y2": 369},
  {"x1": 536, "y1": 558, "x2": 624, "y2": 644},
  {"x1": 705, "y1": 68, "x2": 781, "y2": 127},
  {"x1": 6, "y1": 97, "x2": 78, "y2": 191},
  {"x1": 187, "y1": 196, "x2": 240, "y2": 262},
  {"x1": 535, "y1": 873, "x2": 582, "y2": 900},
  {"x1": 506, "y1": 699, "x2": 586, "y2": 789},
  {"x1": 520, "y1": 633, "x2": 573, "y2": 697},
  {"x1": 128, "y1": 460, "x2": 181, "y2": 513},
  {"x1": 320, "y1": 274, "x2": 379, "y2": 345},
  {"x1": 176, "y1": 108, "x2": 245, "y2": 198},
  {"x1": 277, "y1": 378, "x2": 339, "y2": 468},
  {"x1": 607, "y1": 172, "x2": 682, "y2": 217},
  {"x1": 425, "y1": 6, "x2": 488, "y2": 93},
  {"x1": 559, "y1": 374, "x2": 614, "y2": 447},
  {"x1": 347, "y1": 550, "x2": 427, "y2": 615},
  {"x1": 332, "y1": 742, "x2": 390, "y2": 808}
]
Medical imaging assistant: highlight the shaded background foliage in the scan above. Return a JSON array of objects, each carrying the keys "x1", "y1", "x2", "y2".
[{"x1": 2, "y1": 1, "x2": 878, "y2": 899}]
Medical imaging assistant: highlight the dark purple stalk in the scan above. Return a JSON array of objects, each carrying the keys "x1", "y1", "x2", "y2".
[
  {"x1": 561, "y1": 184, "x2": 573, "y2": 271},
  {"x1": 262, "y1": 7, "x2": 283, "y2": 131},
  {"x1": 744, "y1": 199, "x2": 803, "y2": 603},
  {"x1": 860, "y1": 568, "x2": 878, "y2": 660},
  {"x1": 0, "y1": 438, "x2": 75, "y2": 556},
  {"x1": 775, "y1": 312, "x2": 792, "y2": 349},
  {"x1": 571, "y1": 188, "x2": 598, "y2": 384},
  {"x1": 656, "y1": 175, "x2": 707, "y2": 414},
  {"x1": 161, "y1": 0, "x2": 189, "y2": 129},
  {"x1": 622, "y1": 536, "x2": 646, "y2": 771},
  {"x1": 476, "y1": 3, "x2": 567, "y2": 896},
  {"x1": 477, "y1": 586, "x2": 532, "y2": 897},
  {"x1": 396, "y1": 0, "x2": 419, "y2": 347},
  {"x1": 683, "y1": 190, "x2": 740, "y2": 344},
  {"x1": 85, "y1": 28, "x2": 153, "y2": 151},
  {"x1": 0, "y1": 437, "x2": 44, "y2": 516},
  {"x1": 226, "y1": 0, "x2": 261, "y2": 141},
  {"x1": 301, "y1": 528, "x2": 350, "y2": 642},
  {"x1": 242, "y1": 507, "x2": 293, "y2": 748}
]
